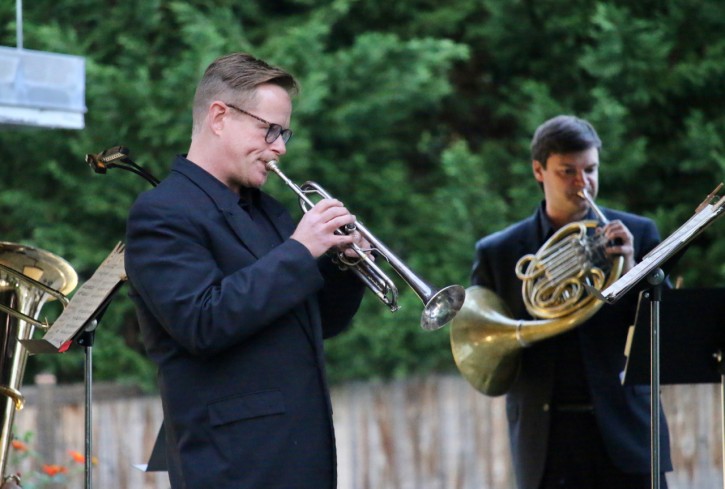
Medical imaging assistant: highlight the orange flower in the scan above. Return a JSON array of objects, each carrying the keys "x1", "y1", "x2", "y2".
[
  {"x1": 41, "y1": 464, "x2": 68, "y2": 477},
  {"x1": 69, "y1": 450, "x2": 84, "y2": 464},
  {"x1": 11, "y1": 440, "x2": 28, "y2": 452},
  {"x1": 68, "y1": 449, "x2": 98, "y2": 465}
]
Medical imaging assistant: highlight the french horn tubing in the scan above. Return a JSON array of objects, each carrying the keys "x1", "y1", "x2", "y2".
[{"x1": 450, "y1": 190, "x2": 623, "y2": 396}]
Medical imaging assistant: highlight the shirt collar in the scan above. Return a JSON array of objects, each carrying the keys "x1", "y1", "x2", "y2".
[
  {"x1": 238, "y1": 186, "x2": 260, "y2": 210},
  {"x1": 171, "y1": 155, "x2": 244, "y2": 212}
]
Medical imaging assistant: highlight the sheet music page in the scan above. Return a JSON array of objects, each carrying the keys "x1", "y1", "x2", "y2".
[
  {"x1": 41, "y1": 242, "x2": 127, "y2": 349},
  {"x1": 601, "y1": 200, "x2": 723, "y2": 302}
]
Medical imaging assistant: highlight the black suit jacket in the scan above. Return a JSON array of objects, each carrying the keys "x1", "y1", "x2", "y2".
[
  {"x1": 125, "y1": 156, "x2": 365, "y2": 489},
  {"x1": 471, "y1": 203, "x2": 672, "y2": 489}
]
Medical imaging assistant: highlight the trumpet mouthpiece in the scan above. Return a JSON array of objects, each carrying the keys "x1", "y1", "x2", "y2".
[{"x1": 265, "y1": 160, "x2": 279, "y2": 171}]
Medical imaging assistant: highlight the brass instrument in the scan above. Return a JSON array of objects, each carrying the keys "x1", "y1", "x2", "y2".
[
  {"x1": 450, "y1": 190, "x2": 623, "y2": 395},
  {"x1": 0, "y1": 243, "x2": 77, "y2": 486},
  {"x1": 265, "y1": 160, "x2": 465, "y2": 331}
]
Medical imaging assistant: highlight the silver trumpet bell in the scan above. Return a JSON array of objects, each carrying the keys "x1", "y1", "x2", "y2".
[
  {"x1": 266, "y1": 161, "x2": 465, "y2": 330},
  {"x1": 0, "y1": 242, "x2": 77, "y2": 486}
]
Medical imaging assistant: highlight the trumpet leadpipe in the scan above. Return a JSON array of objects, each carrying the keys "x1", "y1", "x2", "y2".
[{"x1": 264, "y1": 160, "x2": 465, "y2": 330}]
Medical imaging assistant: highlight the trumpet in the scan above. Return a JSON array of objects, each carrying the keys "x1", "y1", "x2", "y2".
[{"x1": 265, "y1": 160, "x2": 465, "y2": 330}]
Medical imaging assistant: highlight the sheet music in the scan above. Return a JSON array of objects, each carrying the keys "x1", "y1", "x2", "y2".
[
  {"x1": 39, "y1": 242, "x2": 126, "y2": 350},
  {"x1": 600, "y1": 192, "x2": 725, "y2": 303}
]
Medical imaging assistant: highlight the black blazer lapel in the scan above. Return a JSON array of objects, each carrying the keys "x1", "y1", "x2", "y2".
[
  {"x1": 176, "y1": 159, "x2": 322, "y2": 351},
  {"x1": 252, "y1": 194, "x2": 323, "y2": 349},
  {"x1": 259, "y1": 193, "x2": 297, "y2": 243},
  {"x1": 222, "y1": 205, "x2": 275, "y2": 258},
  {"x1": 226, "y1": 203, "x2": 321, "y2": 350}
]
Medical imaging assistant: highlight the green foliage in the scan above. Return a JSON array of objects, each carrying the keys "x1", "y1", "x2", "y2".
[{"x1": 0, "y1": 0, "x2": 723, "y2": 387}]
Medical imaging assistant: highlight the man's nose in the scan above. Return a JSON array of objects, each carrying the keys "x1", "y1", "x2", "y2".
[{"x1": 270, "y1": 137, "x2": 287, "y2": 155}]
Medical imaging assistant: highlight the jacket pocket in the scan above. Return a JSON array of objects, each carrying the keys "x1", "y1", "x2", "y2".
[{"x1": 208, "y1": 390, "x2": 286, "y2": 427}]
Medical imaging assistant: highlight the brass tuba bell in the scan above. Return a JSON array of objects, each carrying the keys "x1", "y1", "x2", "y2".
[
  {"x1": 450, "y1": 192, "x2": 623, "y2": 396},
  {"x1": 0, "y1": 243, "x2": 77, "y2": 486}
]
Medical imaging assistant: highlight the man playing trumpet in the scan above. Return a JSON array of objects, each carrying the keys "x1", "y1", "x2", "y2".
[
  {"x1": 470, "y1": 115, "x2": 672, "y2": 488},
  {"x1": 125, "y1": 52, "x2": 368, "y2": 489}
]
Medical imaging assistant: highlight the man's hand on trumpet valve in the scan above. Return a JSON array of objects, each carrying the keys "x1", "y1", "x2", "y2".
[
  {"x1": 290, "y1": 198, "x2": 358, "y2": 258},
  {"x1": 341, "y1": 229, "x2": 375, "y2": 261}
]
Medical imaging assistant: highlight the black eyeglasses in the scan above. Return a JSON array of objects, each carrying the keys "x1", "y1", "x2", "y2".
[{"x1": 224, "y1": 103, "x2": 293, "y2": 144}]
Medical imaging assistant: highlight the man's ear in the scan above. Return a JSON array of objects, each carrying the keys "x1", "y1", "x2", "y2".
[
  {"x1": 208, "y1": 101, "x2": 228, "y2": 135},
  {"x1": 532, "y1": 160, "x2": 545, "y2": 183}
]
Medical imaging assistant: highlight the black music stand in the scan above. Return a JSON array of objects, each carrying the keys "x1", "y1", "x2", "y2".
[
  {"x1": 624, "y1": 288, "x2": 725, "y2": 386},
  {"x1": 593, "y1": 185, "x2": 725, "y2": 489},
  {"x1": 21, "y1": 243, "x2": 126, "y2": 489},
  {"x1": 73, "y1": 305, "x2": 108, "y2": 489},
  {"x1": 624, "y1": 288, "x2": 725, "y2": 489}
]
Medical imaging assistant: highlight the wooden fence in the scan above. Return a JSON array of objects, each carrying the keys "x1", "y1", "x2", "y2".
[{"x1": 7, "y1": 374, "x2": 724, "y2": 488}]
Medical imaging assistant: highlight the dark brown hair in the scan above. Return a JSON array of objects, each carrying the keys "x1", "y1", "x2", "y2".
[{"x1": 530, "y1": 115, "x2": 601, "y2": 167}]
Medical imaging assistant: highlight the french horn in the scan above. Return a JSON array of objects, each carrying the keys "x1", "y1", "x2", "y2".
[{"x1": 450, "y1": 191, "x2": 623, "y2": 396}]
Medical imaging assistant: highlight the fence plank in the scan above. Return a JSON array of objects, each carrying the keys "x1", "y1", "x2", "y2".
[
  {"x1": 12, "y1": 379, "x2": 169, "y2": 489},
  {"x1": 5, "y1": 375, "x2": 724, "y2": 488},
  {"x1": 333, "y1": 377, "x2": 515, "y2": 489}
]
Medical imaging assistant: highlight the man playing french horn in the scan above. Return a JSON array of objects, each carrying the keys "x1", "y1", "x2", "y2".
[{"x1": 469, "y1": 115, "x2": 672, "y2": 488}]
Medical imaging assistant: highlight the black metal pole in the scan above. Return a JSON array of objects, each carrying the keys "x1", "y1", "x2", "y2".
[
  {"x1": 715, "y1": 350, "x2": 725, "y2": 489},
  {"x1": 76, "y1": 320, "x2": 98, "y2": 489},
  {"x1": 646, "y1": 268, "x2": 665, "y2": 489}
]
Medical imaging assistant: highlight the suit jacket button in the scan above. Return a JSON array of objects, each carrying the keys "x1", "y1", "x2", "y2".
[{"x1": 542, "y1": 403, "x2": 550, "y2": 412}]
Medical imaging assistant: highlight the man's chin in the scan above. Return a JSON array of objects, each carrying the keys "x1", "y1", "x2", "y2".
[
  {"x1": 253, "y1": 174, "x2": 268, "y2": 188},
  {"x1": 567, "y1": 203, "x2": 588, "y2": 220}
]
